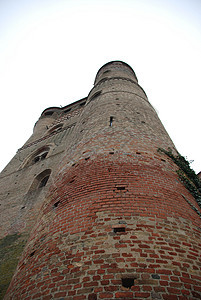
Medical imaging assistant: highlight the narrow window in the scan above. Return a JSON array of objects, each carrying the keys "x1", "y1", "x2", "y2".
[
  {"x1": 44, "y1": 111, "x2": 54, "y2": 116},
  {"x1": 28, "y1": 169, "x2": 51, "y2": 192},
  {"x1": 116, "y1": 186, "x2": 125, "y2": 190},
  {"x1": 34, "y1": 156, "x2": 40, "y2": 163},
  {"x1": 29, "y1": 250, "x2": 36, "y2": 257},
  {"x1": 89, "y1": 91, "x2": 102, "y2": 102},
  {"x1": 103, "y1": 70, "x2": 111, "y2": 74},
  {"x1": 113, "y1": 227, "x2": 125, "y2": 233},
  {"x1": 112, "y1": 224, "x2": 126, "y2": 233},
  {"x1": 22, "y1": 146, "x2": 50, "y2": 168},
  {"x1": 33, "y1": 151, "x2": 48, "y2": 164},
  {"x1": 38, "y1": 175, "x2": 50, "y2": 188},
  {"x1": 41, "y1": 152, "x2": 48, "y2": 160},
  {"x1": 53, "y1": 201, "x2": 60, "y2": 208},
  {"x1": 110, "y1": 116, "x2": 113, "y2": 127}
]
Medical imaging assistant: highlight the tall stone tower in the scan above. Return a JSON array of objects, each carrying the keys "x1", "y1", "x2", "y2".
[{"x1": 0, "y1": 61, "x2": 201, "y2": 299}]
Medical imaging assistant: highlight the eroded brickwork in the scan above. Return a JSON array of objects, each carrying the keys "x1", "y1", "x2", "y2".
[{"x1": 1, "y1": 61, "x2": 201, "y2": 299}]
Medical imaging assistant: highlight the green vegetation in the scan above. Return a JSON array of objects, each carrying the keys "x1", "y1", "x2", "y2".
[
  {"x1": 158, "y1": 147, "x2": 201, "y2": 209},
  {"x1": 0, "y1": 233, "x2": 27, "y2": 299}
]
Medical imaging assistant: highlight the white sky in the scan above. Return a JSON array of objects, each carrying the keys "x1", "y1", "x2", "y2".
[{"x1": 0, "y1": 0, "x2": 200, "y2": 173}]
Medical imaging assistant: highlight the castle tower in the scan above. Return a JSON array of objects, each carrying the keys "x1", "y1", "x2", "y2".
[{"x1": 0, "y1": 61, "x2": 201, "y2": 299}]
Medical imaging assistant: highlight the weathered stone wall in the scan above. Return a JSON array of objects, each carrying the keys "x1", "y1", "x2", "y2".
[{"x1": 0, "y1": 98, "x2": 86, "y2": 298}]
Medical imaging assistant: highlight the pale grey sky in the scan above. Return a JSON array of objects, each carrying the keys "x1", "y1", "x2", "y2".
[{"x1": 0, "y1": 0, "x2": 201, "y2": 172}]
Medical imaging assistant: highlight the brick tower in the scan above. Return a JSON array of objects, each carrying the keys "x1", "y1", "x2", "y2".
[{"x1": 0, "y1": 61, "x2": 201, "y2": 299}]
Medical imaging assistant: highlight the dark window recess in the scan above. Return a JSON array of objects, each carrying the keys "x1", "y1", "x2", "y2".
[
  {"x1": 41, "y1": 152, "x2": 48, "y2": 159},
  {"x1": 113, "y1": 227, "x2": 125, "y2": 233},
  {"x1": 110, "y1": 116, "x2": 113, "y2": 127},
  {"x1": 90, "y1": 91, "x2": 102, "y2": 102},
  {"x1": 53, "y1": 201, "x2": 60, "y2": 208},
  {"x1": 80, "y1": 102, "x2": 86, "y2": 106},
  {"x1": 34, "y1": 156, "x2": 40, "y2": 163},
  {"x1": 109, "y1": 151, "x2": 114, "y2": 155},
  {"x1": 29, "y1": 169, "x2": 51, "y2": 192},
  {"x1": 98, "y1": 77, "x2": 108, "y2": 84},
  {"x1": 152, "y1": 274, "x2": 160, "y2": 279},
  {"x1": 39, "y1": 175, "x2": 50, "y2": 188},
  {"x1": 34, "y1": 152, "x2": 48, "y2": 164},
  {"x1": 117, "y1": 186, "x2": 125, "y2": 190},
  {"x1": 121, "y1": 278, "x2": 134, "y2": 289},
  {"x1": 103, "y1": 70, "x2": 111, "y2": 74},
  {"x1": 29, "y1": 250, "x2": 36, "y2": 257},
  {"x1": 44, "y1": 111, "x2": 54, "y2": 116}
]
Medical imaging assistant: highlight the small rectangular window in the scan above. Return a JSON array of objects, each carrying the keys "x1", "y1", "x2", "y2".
[{"x1": 110, "y1": 116, "x2": 113, "y2": 127}]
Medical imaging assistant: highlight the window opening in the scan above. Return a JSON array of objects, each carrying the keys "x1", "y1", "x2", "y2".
[
  {"x1": 110, "y1": 116, "x2": 113, "y2": 127},
  {"x1": 113, "y1": 227, "x2": 126, "y2": 233},
  {"x1": 29, "y1": 250, "x2": 36, "y2": 257},
  {"x1": 28, "y1": 169, "x2": 51, "y2": 192},
  {"x1": 90, "y1": 91, "x2": 102, "y2": 102},
  {"x1": 103, "y1": 70, "x2": 111, "y2": 74},
  {"x1": 41, "y1": 152, "x2": 48, "y2": 160},
  {"x1": 116, "y1": 186, "x2": 125, "y2": 190},
  {"x1": 44, "y1": 111, "x2": 54, "y2": 116},
  {"x1": 53, "y1": 201, "x2": 60, "y2": 208},
  {"x1": 33, "y1": 151, "x2": 48, "y2": 164},
  {"x1": 39, "y1": 175, "x2": 50, "y2": 188},
  {"x1": 80, "y1": 101, "x2": 86, "y2": 106},
  {"x1": 121, "y1": 278, "x2": 134, "y2": 289},
  {"x1": 22, "y1": 146, "x2": 50, "y2": 168},
  {"x1": 34, "y1": 156, "x2": 40, "y2": 163}
]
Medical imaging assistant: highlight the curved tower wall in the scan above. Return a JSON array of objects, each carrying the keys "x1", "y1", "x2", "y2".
[{"x1": 4, "y1": 61, "x2": 201, "y2": 299}]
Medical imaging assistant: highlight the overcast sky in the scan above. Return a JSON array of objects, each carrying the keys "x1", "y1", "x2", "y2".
[{"x1": 0, "y1": 0, "x2": 200, "y2": 173}]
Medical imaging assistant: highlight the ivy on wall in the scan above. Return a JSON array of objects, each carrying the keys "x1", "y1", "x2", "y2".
[{"x1": 158, "y1": 148, "x2": 201, "y2": 210}]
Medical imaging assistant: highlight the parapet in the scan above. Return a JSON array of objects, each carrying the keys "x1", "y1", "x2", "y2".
[{"x1": 94, "y1": 60, "x2": 138, "y2": 86}]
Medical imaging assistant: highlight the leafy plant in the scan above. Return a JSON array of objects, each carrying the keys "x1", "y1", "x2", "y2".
[{"x1": 158, "y1": 148, "x2": 201, "y2": 209}]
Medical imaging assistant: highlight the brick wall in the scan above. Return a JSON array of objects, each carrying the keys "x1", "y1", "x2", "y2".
[{"x1": 5, "y1": 156, "x2": 201, "y2": 299}]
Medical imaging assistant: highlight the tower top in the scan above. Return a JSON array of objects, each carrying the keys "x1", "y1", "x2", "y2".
[{"x1": 94, "y1": 60, "x2": 138, "y2": 86}]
